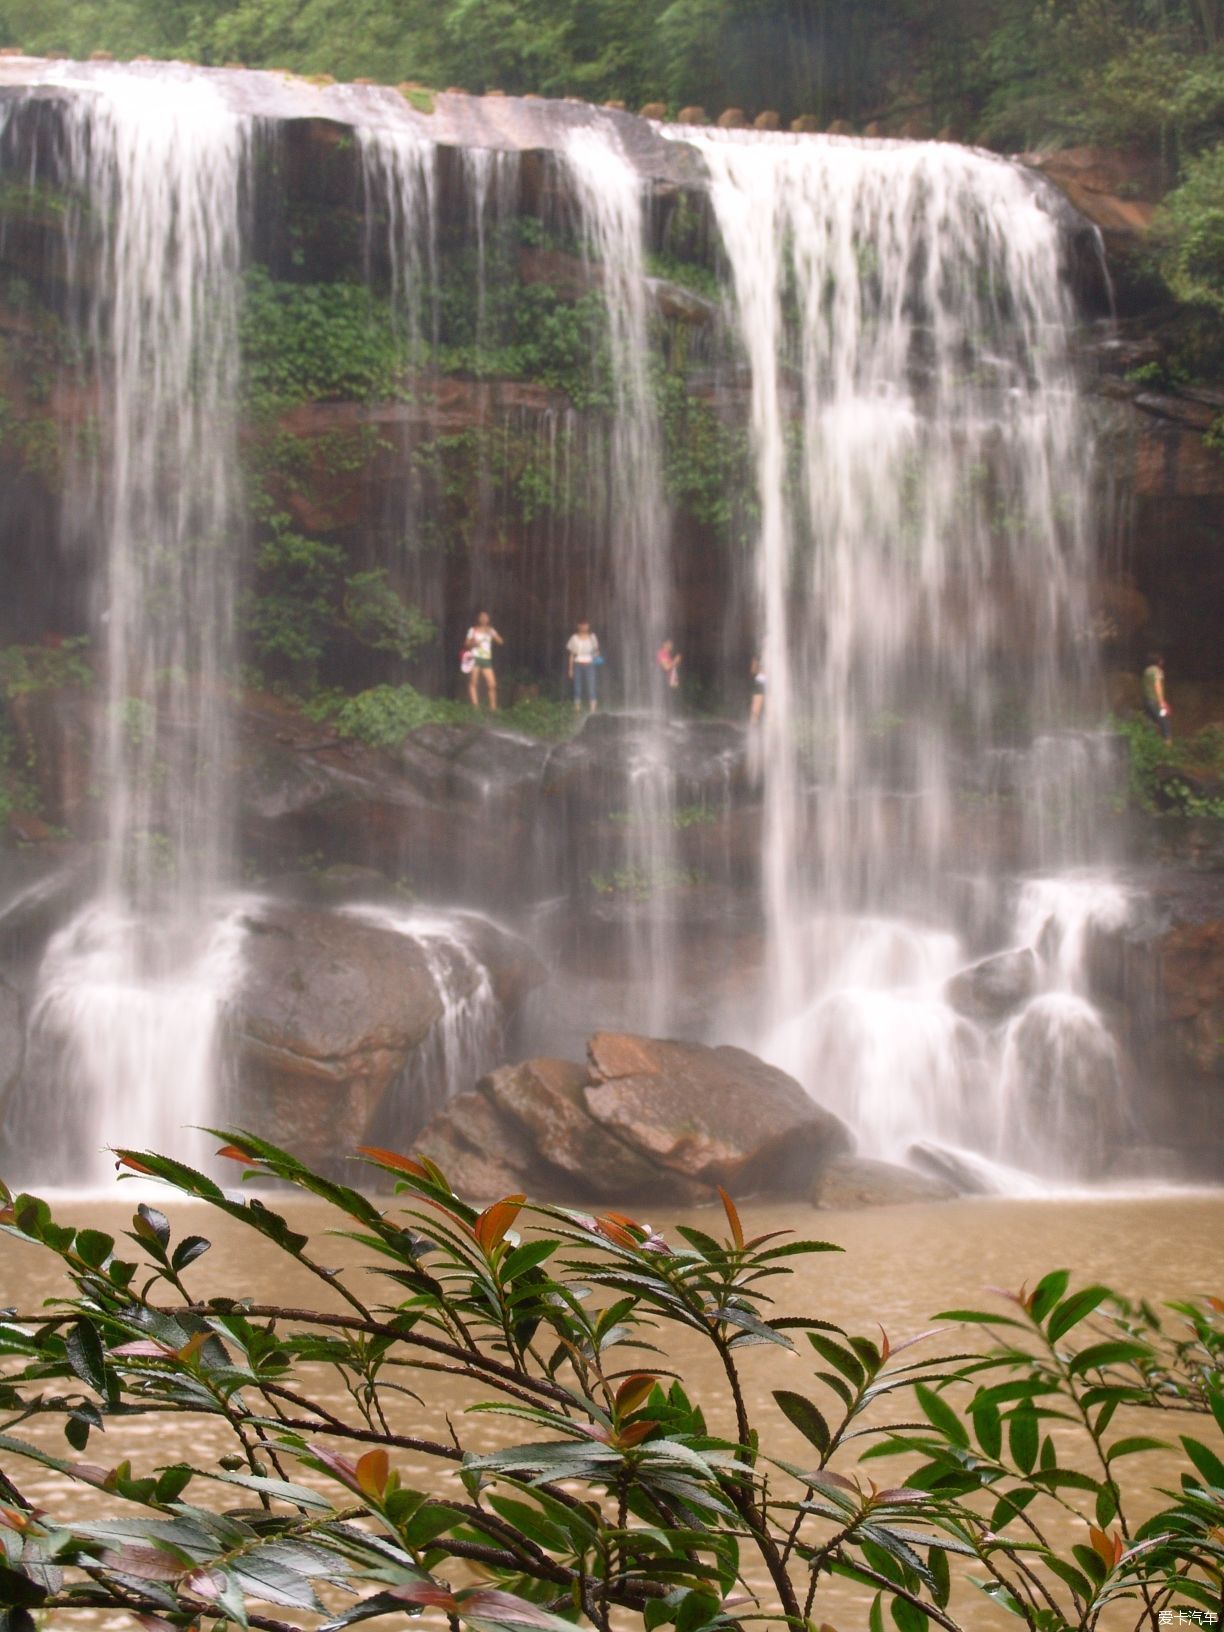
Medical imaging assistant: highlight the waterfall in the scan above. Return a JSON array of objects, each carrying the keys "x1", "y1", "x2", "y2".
[
  {"x1": 562, "y1": 126, "x2": 678, "y2": 1032},
  {"x1": 680, "y1": 128, "x2": 1112, "y2": 1179},
  {"x1": 15, "y1": 72, "x2": 250, "y2": 1183},
  {"x1": 344, "y1": 904, "x2": 504, "y2": 1134}
]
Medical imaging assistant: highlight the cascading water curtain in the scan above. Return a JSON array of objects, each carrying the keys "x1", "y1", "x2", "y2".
[
  {"x1": 21, "y1": 72, "x2": 250, "y2": 1183},
  {"x1": 563, "y1": 125, "x2": 680, "y2": 1034},
  {"x1": 685, "y1": 129, "x2": 1111, "y2": 1179}
]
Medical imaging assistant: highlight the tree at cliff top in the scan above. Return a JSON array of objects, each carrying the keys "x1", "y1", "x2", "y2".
[{"x1": 2, "y1": 0, "x2": 1219, "y2": 145}]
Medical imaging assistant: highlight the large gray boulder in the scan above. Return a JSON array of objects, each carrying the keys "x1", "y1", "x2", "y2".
[
  {"x1": 481, "y1": 1056, "x2": 708, "y2": 1202},
  {"x1": 945, "y1": 947, "x2": 1039, "y2": 1024},
  {"x1": 229, "y1": 904, "x2": 541, "y2": 1168}
]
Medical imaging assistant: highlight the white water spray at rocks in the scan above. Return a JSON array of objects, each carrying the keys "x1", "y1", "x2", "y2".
[{"x1": 344, "y1": 905, "x2": 504, "y2": 1131}]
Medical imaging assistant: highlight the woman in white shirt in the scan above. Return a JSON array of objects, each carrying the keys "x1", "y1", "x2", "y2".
[
  {"x1": 566, "y1": 619, "x2": 600, "y2": 712},
  {"x1": 464, "y1": 610, "x2": 503, "y2": 710}
]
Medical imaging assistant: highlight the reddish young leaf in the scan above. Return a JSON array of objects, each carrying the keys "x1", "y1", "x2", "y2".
[
  {"x1": 392, "y1": 1582, "x2": 458, "y2": 1610},
  {"x1": 474, "y1": 1195, "x2": 526, "y2": 1254},
  {"x1": 215, "y1": 1144, "x2": 256, "y2": 1163},
  {"x1": 614, "y1": 1419, "x2": 658, "y2": 1448},
  {"x1": 716, "y1": 1186, "x2": 745, "y2": 1250},
  {"x1": 615, "y1": 1373, "x2": 658, "y2": 1416},
  {"x1": 355, "y1": 1448, "x2": 390, "y2": 1501},
  {"x1": 595, "y1": 1214, "x2": 639, "y2": 1249},
  {"x1": 357, "y1": 1145, "x2": 430, "y2": 1178},
  {"x1": 113, "y1": 1151, "x2": 154, "y2": 1175}
]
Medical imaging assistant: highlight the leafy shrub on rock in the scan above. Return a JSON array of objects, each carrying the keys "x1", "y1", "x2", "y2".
[{"x1": 0, "y1": 1133, "x2": 1221, "y2": 1630}]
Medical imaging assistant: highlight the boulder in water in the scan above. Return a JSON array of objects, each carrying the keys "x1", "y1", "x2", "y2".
[
  {"x1": 409, "y1": 1086, "x2": 540, "y2": 1198},
  {"x1": 810, "y1": 1154, "x2": 957, "y2": 1208},
  {"x1": 479, "y1": 1056, "x2": 708, "y2": 1202},
  {"x1": 584, "y1": 1032, "x2": 852, "y2": 1190},
  {"x1": 945, "y1": 947, "x2": 1039, "y2": 1023},
  {"x1": 230, "y1": 904, "x2": 540, "y2": 1168},
  {"x1": 232, "y1": 906, "x2": 447, "y2": 1165},
  {"x1": 411, "y1": 1032, "x2": 850, "y2": 1203}
]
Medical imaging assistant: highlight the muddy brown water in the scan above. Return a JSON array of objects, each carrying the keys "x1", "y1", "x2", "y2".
[{"x1": 3, "y1": 1190, "x2": 1223, "y2": 1629}]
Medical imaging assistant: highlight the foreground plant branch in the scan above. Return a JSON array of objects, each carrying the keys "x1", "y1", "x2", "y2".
[{"x1": 0, "y1": 1130, "x2": 1221, "y2": 1632}]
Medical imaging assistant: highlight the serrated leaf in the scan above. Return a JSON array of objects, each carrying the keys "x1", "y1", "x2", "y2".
[
  {"x1": 65, "y1": 1320, "x2": 107, "y2": 1393},
  {"x1": 915, "y1": 1383, "x2": 968, "y2": 1448},
  {"x1": 773, "y1": 1390, "x2": 831, "y2": 1456}
]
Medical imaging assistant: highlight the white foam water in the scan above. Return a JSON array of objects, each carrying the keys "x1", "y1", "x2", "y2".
[
  {"x1": 343, "y1": 905, "x2": 504, "y2": 1132},
  {"x1": 17, "y1": 71, "x2": 248, "y2": 1183},
  {"x1": 562, "y1": 125, "x2": 678, "y2": 1032},
  {"x1": 675, "y1": 126, "x2": 1117, "y2": 1184}
]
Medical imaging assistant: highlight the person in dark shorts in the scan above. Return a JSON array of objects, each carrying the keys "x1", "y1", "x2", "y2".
[{"x1": 465, "y1": 611, "x2": 503, "y2": 710}]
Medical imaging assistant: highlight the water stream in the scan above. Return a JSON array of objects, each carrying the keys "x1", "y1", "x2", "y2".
[
  {"x1": 680, "y1": 128, "x2": 1119, "y2": 1180},
  {"x1": 19, "y1": 72, "x2": 250, "y2": 1184}
]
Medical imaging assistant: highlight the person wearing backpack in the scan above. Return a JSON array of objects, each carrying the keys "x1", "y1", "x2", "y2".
[{"x1": 464, "y1": 611, "x2": 503, "y2": 710}]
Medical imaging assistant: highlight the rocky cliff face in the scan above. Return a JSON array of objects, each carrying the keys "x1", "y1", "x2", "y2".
[{"x1": 0, "y1": 63, "x2": 1218, "y2": 1185}]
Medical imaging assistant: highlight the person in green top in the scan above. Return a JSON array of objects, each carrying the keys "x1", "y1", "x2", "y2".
[{"x1": 1142, "y1": 651, "x2": 1171, "y2": 741}]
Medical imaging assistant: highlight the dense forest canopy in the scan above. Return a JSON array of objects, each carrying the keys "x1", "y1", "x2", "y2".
[
  {"x1": 0, "y1": 0, "x2": 1222, "y2": 337},
  {"x1": 0, "y1": 0, "x2": 1221, "y2": 154}
]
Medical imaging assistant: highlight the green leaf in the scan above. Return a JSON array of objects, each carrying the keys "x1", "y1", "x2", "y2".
[
  {"x1": 1105, "y1": 1435, "x2": 1170, "y2": 1462},
  {"x1": 915, "y1": 1383, "x2": 968, "y2": 1449},
  {"x1": 65, "y1": 1318, "x2": 107, "y2": 1393},
  {"x1": 1070, "y1": 1543, "x2": 1107, "y2": 1586},
  {"x1": 1066, "y1": 1340, "x2": 1152, "y2": 1377},
  {"x1": 773, "y1": 1390, "x2": 831, "y2": 1456},
  {"x1": 929, "y1": 1543, "x2": 951, "y2": 1608},
  {"x1": 807, "y1": 1332, "x2": 865, "y2": 1386},
  {"x1": 890, "y1": 1600, "x2": 926, "y2": 1632},
  {"x1": 1182, "y1": 1434, "x2": 1224, "y2": 1488},
  {"x1": 74, "y1": 1228, "x2": 115, "y2": 1268},
  {"x1": 1046, "y1": 1284, "x2": 1111, "y2": 1343},
  {"x1": 971, "y1": 1399, "x2": 1002, "y2": 1460},
  {"x1": 1028, "y1": 1270, "x2": 1070, "y2": 1323},
  {"x1": 1009, "y1": 1404, "x2": 1038, "y2": 1474},
  {"x1": 933, "y1": 1309, "x2": 1029, "y2": 1329},
  {"x1": 1043, "y1": 1554, "x2": 1092, "y2": 1600}
]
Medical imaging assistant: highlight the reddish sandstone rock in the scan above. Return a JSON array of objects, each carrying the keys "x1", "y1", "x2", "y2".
[
  {"x1": 583, "y1": 1032, "x2": 851, "y2": 1190},
  {"x1": 479, "y1": 1056, "x2": 703, "y2": 1200}
]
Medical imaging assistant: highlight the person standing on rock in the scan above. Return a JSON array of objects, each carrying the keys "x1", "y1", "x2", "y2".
[
  {"x1": 656, "y1": 638, "x2": 681, "y2": 709},
  {"x1": 567, "y1": 618, "x2": 600, "y2": 713},
  {"x1": 465, "y1": 611, "x2": 503, "y2": 711},
  {"x1": 1142, "y1": 650, "x2": 1171, "y2": 741},
  {"x1": 749, "y1": 648, "x2": 767, "y2": 722}
]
